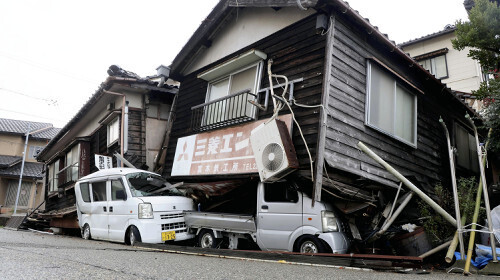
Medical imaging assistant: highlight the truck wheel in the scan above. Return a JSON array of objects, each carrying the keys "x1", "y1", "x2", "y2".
[
  {"x1": 82, "y1": 224, "x2": 91, "y2": 240},
  {"x1": 296, "y1": 235, "x2": 326, "y2": 254},
  {"x1": 127, "y1": 226, "x2": 141, "y2": 246},
  {"x1": 198, "y1": 229, "x2": 217, "y2": 248}
]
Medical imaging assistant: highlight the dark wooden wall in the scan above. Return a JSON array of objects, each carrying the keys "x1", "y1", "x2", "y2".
[
  {"x1": 323, "y1": 11, "x2": 472, "y2": 191},
  {"x1": 163, "y1": 14, "x2": 327, "y2": 180}
]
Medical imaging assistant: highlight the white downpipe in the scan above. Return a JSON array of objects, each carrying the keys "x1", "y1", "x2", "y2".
[
  {"x1": 124, "y1": 101, "x2": 129, "y2": 154},
  {"x1": 14, "y1": 123, "x2": 30, "y2": 215},
  {"x1": 357, "y1": 141, "x2": 457, "y2": 226}
]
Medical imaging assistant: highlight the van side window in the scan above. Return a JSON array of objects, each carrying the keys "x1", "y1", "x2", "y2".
[
  {"x1": 92, "y1": 181, "x2": 107, "y2": 202},
  {"x1": 111, "y1": 179, "x2": 127, "y2": 201},
  {"x1": 80, "y1": 182, "x2": 91, "y2": 202},
  {"x1": 264, "y1": 182, "x2": 298, "y2": 203}
]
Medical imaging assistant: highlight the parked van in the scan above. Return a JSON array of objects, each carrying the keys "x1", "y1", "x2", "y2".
[{"x1": 75, "y1": 168, "x2": 194, "y2": 245}]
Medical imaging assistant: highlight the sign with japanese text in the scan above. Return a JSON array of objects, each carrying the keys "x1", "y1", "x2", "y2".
[
  {"x1": 95, "y1": 154, "x2": 113, "y2": 170},
  {"x1": 171, "y1": 115, "x2": 292, "y2": 176}
]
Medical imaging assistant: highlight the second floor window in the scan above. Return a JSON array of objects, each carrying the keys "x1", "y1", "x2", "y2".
[
  {"x1": 66, "y1": 144, "x2": 80, "y2": 182},
  {"x1": 48, "y1": 160, "x2": 59, "y2": 192},
  {"x1": 366, "y1": 61, "x2": 417, "y2": 146},
  {"x1": 455, "y1": 124, "x2": 479, "y2": 173},
  {"x1": 418, "y1": 54, "x2": 448, "y2": 79},
  {"x1": 108, "y1": 117, "x2": 119, "y2": 146}
]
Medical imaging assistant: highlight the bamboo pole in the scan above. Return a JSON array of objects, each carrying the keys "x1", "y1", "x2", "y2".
[
  {"x1": 445, "y1": 215, "x2": 468, "y2": 263},
  {"x1": 464, "y1": 128, "x2": 493, "y2": 273}
]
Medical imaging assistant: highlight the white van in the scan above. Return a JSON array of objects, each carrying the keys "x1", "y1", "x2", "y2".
[{"x1": 75, "y1": 168, "x2": 194, "y2": 245}]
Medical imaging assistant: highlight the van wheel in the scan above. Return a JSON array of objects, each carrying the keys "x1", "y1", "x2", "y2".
[
  {"x1": 295, "y1": 235, "x2": 326, "y2": 254},
  {"x1": 127, "y1": 226, "x2": 141, "y2": 246},
  {"x1": 198, "y1": 229, "x2": 217, "y2": 248},
  {"x1": 82, "y1": 224, "x2": 91, "y2": 240}
]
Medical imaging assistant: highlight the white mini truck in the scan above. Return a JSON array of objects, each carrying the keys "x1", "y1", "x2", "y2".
[
  {"x1": 75, "y1": 168, "x2": 194, "y2": 245},
  {"x1": 185, "y1": 181, "x2": 349, "y2": 254}
]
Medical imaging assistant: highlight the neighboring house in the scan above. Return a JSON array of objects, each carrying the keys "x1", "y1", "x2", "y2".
[
  {"x1": 0, "y1": 118, "x2": 60, "y2": 215},
  {"x1": 399, "y1": 25, "x2": 486, "y2": 111},
  {"x1": 36, "y1": 65, "x2": 177, "y2": 229},
  {"x1": 161, "y1": 0, "x2": 483, "y2": 238}
]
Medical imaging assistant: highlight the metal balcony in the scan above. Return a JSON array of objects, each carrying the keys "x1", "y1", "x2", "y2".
[{"x1": 191, "y1": 89, "x2": 256, "y2": 132}]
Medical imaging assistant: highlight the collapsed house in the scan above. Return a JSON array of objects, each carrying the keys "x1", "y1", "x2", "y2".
[
  {"x1": 36, "y1": 66, "x2": 178, "y2": 228},
  {"x1": 159, "y1": 0, "x2": 486, "y2": 253}
]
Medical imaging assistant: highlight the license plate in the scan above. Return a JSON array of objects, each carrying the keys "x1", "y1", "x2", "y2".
[{"x1": 161, "y1": 231, "x2": 176, "y2": 241}]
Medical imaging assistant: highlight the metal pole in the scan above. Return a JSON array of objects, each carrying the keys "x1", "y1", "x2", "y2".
[
  {"x1": 13, "y1": 123, "x2": 30, "y2": 215},
  {"x1": 440, "y1": 118, "x2": 465, "y2": 259},
  {"x1": 467, "y1": 115, "x2": 497, "y2": 262},
  {"x1": 357, "y1": 141, "x2": 457, "y2": 226}
]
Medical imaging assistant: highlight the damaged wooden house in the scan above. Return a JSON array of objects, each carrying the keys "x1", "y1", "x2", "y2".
[
  {"x1": 159, "y1": 0, "x2": 486, "y2": 253},
  {"x1": 36, "y1": 65, "x2": 178, "y2": 229}
]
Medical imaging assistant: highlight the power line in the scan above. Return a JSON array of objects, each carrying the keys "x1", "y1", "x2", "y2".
[
  {"x1": 0, "y1": 50, "x2": 99, "y2": 85},
  {"x1": 0, "y1": 108, "x2": 63, "y2": 123},
  {"x1": 0, "y1": 87, "x2": 58, "y2": 106}
]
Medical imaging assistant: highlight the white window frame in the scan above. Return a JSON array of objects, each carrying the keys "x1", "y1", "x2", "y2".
[
  {"x1": 48, "y1": 160, "x2": 59, "y2": 193},
  {"x1": 107, "y1": 117, "x2": 119, "y2": 146},
  {"x1": 203, "y1": 61, "x2": 264, "y2": 124},
  {"x1": 66, "y1": 144, "x2": 80, "y2": 182},
  {"x1": 418, "y1": 54, "x2": 449, "y2": 79},
  {"x1": 365, "y1": 60, "x2": 418, "y2": 147}
]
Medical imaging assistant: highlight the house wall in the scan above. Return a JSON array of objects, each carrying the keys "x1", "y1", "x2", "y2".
[
  {"x1": 401, "y1": 32, "x2": 483, "y2": 93},
  {"x1": 0, "y1": 134, "x2": 48, "y2": 163},
  {"x1": 324, "y1": 13, "x2": 473, "y2": 191},
  {"x1": 164, "y1": 14, "x2": 327, "y2": 179},
  {"x1": 184, "y1": 7, "x2": 315, "y2": 75}
]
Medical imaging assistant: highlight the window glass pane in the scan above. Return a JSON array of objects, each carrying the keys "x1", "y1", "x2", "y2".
[
  {"x1": 395, "y1": 85, "x2": 415, "y2": 142},
  {"x1": 80, "y1": 182, "x2": 91, "y2": 202},
  {"x1": 369, "y1": 64, "x2": 395, "y2": 134},
  {"x1": 92, "y1": 181, "x2": 107, "y2": 202},
  {"x1": 111, "y1": 180, "x2": 126, "y2": 201},
  {"x1": 419, "y1": 59, "x2": 430, "y2": 73},
  {"x1": 205, "y1": 78, "x2": 229, "y2": 125},
  {"x1": 455, "y1": 125, "x2": 470, "y2": 169},
  {"x1": 54, "y1": 160, "x2": 59, "y2": 191},
  {"x1": 264, "y1": 182, "x2": 298, "y2": 203},
  {"x1": 208, "y1": 78, "x2": 229, "y2": 101},
  {"x1": 434, "y1": 55, "x2": 448, "y2": 78},
  {"x1": 229, "y1": 66, "x2": 257, "y2": 119},
  {"x1": 468, "y1": 133, "x2": 479, "y2": 172},
  {"x1": 108, "y1": 118, "x2": 119, "y2": 145}
]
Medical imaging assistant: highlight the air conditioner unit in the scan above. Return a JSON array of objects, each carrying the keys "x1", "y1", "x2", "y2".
[{"x1": 250, "y1": 119, "x2": 299, "y2": 182}]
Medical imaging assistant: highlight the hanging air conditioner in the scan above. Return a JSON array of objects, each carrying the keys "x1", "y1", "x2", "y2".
[{"x1": 250, "y1": 119, "x2": 299, "y2": 182}]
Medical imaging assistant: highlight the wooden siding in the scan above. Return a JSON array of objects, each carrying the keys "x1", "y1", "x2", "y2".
[
  {"x1": 164, "y1": 14, "x2": 326, "y2": 179},
  {"x1": 324, "y1": 13, "x2": 470, "y2": 191}
]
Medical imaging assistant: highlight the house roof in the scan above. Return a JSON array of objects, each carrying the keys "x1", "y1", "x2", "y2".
[
  {"x1": 0, "y1": 118, "x2": 60, "y2": 140},
  {"x1": 0, "y1": 155, "x2": 22, "y2": 168},
  {"x1": 0, "y1": 161, "x2": 44, "y2": 179},
  {"x1": 169, "y1": 0, "x2": 479, "y2": 118},
  {"x1": 398, "y1": 25, "x2": 457, "y2": 47},
  {"x1": 36, "y1": 65, "x2": 178, "y2": 161}
]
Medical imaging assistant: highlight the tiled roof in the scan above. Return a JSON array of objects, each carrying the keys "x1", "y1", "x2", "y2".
[
  {"x1": 0, "y1": 161, "x2": 44, "y2": 179},
  {"x1": 399, "y1": 25, "x2": 456, "y2": 47},
  {"x1": 0, "y1": 118, "x2": 60, "y2": 140},
  {"x1": 0, "y1": 155, "x2": 22, "y2": 168}
]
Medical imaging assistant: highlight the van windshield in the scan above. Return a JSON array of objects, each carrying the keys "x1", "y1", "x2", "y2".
[{"x1": 126, "y1": 172, "x2": 183, "y2": 197}]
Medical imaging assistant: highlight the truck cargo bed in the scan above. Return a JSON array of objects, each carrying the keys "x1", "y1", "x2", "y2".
[{"x1": 184, "y1": 211, "x2": 256, "y2": 233}]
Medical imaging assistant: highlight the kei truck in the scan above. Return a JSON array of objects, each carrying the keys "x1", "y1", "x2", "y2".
[{"x1": 74, "y1": 168, "x2": 194, "y2": 246}]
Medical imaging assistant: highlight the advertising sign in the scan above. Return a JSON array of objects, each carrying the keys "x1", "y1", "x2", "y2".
[{"x1": 171, "y1": 115, "x2": 291, "y2": 176}]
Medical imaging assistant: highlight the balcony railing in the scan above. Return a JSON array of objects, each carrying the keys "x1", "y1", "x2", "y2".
[{"x1": 191, "y1": 89, "x2": 256, "y2": 132}]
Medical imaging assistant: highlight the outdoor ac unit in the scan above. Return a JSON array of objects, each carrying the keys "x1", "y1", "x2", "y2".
[{"x1": 250, "y1": 119, "x2": 299, "y2": 182}]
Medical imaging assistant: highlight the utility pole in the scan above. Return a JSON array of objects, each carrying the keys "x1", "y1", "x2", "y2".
[{"x1": 13, "y1": 123, "x2": 30, "y2": 215}]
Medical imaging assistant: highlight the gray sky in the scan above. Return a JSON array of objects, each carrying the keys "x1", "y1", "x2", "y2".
[{"x1": 0, "y1": 0, "x2": 468, "y2": 128}]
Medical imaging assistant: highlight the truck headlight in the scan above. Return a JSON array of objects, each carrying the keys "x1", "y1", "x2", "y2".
[
  {"x1": 321, "y1": 211, "x2": 338, "y2": 232},
  {"x1": 138, "y1": 203, "x2": 153, "y2": 219}
]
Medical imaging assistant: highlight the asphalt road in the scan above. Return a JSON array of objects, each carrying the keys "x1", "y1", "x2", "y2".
[{"x1": 0, "y1": 228, "x2": 493, "y2": 279}]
